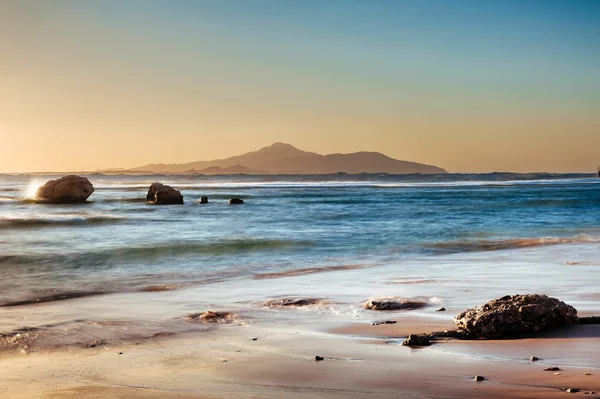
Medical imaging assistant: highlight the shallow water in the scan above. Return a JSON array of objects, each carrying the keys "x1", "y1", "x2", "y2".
[{"x1": 0, "y1": 173, "x2": 599, "y2": 350}]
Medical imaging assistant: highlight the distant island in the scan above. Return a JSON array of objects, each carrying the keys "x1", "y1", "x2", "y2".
[{"x1": 104, "y1": 143, "x2": 448, "y2": 175}]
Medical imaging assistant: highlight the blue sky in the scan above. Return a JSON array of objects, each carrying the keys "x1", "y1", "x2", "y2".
[{"x1": 0, "y1": 0, "x2": 599, "y2": 172}]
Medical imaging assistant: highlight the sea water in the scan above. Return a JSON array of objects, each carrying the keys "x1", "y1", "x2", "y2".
[{"x1": 0, "y1": 173, "x2": 599, "y2": 349}]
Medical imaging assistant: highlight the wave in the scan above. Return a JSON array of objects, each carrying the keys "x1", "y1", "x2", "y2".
[
  {"x1": 425, "y1": 234, "x2": 600, "y2": 254},
  {"x1": 0, "y1": 215, "x2": 124, "y2": 229},
  {"x1": 253, "y1": 264, "x2": 370, "y2": 280},
  {"x1": 0, "y1": 239, "x2": 315, "y2": 266},
  {"x1": 0, "y1": 290, "x2": 110, "y2": 307}
]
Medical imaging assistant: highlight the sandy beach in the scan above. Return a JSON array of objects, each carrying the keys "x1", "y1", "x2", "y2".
[{"x1": 1, "y1": 309, "x2": 599, "y2": 399}]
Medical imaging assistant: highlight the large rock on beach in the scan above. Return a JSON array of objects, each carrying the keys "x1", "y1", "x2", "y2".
[
  {"x1": 364, "y1": 298, "x2": 427, "y2": 311},
  {"x1": 36, "y1": 175, "x2": 94, "y2": 203},
  {"x1": 453, "y1": 294, "x2": 578, "y2": 339},
  {"x1": 146, "y1": 183, "x2": 183, "y2": 205}
]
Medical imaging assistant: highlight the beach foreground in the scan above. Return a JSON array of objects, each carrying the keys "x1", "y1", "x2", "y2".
[{"x1": 2, "y1": 312, "x2": 599, "y2": 399}]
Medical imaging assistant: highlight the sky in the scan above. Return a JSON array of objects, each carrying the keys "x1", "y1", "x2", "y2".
[{"x1": 0, "y1": 0, "x2": 599, "y2": 173}]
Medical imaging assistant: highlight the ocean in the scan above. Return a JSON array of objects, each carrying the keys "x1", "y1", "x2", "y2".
[{"x1": 1, "y1": 173, "x2": 599, "y2": 351}]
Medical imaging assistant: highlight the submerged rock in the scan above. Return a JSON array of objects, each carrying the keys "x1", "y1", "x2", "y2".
[
  {"x1": 263, "y1": 298, "x2": 324, "y2": 308},
  {"x1": 36, "y1": 175, "x2": 94, "y2": 203},
  {"x1": 453, "y1": 294, "x2": 578, "y2": 339},
  {"x1": 146, "y1": 183, "x2": 183, "y2": 205},
  {"x1": 228, "y1": 198, "x2": 244, "y2": 205},
  {"x1": 402, "y1": 334, "x2": 431, "y2": 347},
  {"x1": 372, "y1": 320, "x2": 397, "y2": 326},
  {"x1": 364, "y1": 298, "x2": 427, "y2": 311},
  {"x1": 185, "y1": 311, "x2": 236, "y2": 323}
]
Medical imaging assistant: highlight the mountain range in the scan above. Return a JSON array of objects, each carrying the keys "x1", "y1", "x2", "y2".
[{"x1": 113, "y1": 143, "x2": 447, "y2": 174}]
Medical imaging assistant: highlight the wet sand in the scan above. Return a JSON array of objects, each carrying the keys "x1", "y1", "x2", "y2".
[{"x1": 1, "y1": 315, "x2": 599, "y2": 399}]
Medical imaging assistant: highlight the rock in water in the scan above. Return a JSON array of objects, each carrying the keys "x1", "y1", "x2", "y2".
[
  {"x1": 36, "y1": 175, "x2": 94, "y2": 203},
  {"x1": 198, "y1": 196, "x2": 209, "y2": 204},
  {"x1": 185, "y1": 311, "x2": 236, "y2": 323},
  {"x1": 402, "y1": 334, "x2": 431, "y2": 347},
  {"x1": 364, "y1": 298, "x2": 427, "y2": 311},
  {"x1": 454, "y1": 294, "x2": 578, "y2": 339},
  {"x1": 229, "y1": 198, "x2": 244, "y2": 205},
  {"x1": 263, "y1": 298, "x2": 324, "y2": 308},
  {"x1": 146, "y1": 183, "x2": 184, "y2": 205}
]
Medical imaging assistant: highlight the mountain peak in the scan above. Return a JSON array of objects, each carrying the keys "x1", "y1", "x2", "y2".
[
  {"x1": 261, "y1": 142, "x2": 299, "y2": 151},
  {"x1": 127, "y1": 143, "x2": 447, "y2": 174}
]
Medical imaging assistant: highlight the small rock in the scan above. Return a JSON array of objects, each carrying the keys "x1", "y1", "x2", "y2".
[
  {"x1": 584, "y1": 370, "x2": 591, "y2": 375},
  {"x1": 585, "y1": 392, "x2": 597, "y2": 395},
  {"x1": 473, "y1": 376, "x2": 485, "y2": 382},
  {"x1": 186, "y1": 311, "x2": 237, "y2": 323},
  {"x1": 229, "y1": 198, "x2": 244, "y2": 205},
  {"x1": 118, "y1": 352, "x2": 123, "y2": 355},
  {"x1": 364, "y1": 298, "x2": 427, "y2": 311},
  {"x1": 402, "y1": 334, "x2": 431, "y2": 347},
  {"x1": 564, "y1": 388, "x2": 580, "y2": 393},
  {"x1": 252, "y1": 338, "x2": 258, "y2": 341},
  {"x1": 436, "y1": 307, "x2": 446, "y2": 312},
  {"x1": 198, "y1": 196, "x2": 209, "y2": 204},
  {"x1": 545, "y1": 367, "x2": 561, "y2": 371},
  {"x1": 263, "y1": 298, "x2": 324, "y2": 308},
  {"x1": 530, "y1": 356, "x2": 539, "y2": 361},
  {"x1": 315, "y1": 355, "x2": 324, "y2": 361},
  {"x1": 372, "y1": 320, "x2": 397, "y2": 326}
]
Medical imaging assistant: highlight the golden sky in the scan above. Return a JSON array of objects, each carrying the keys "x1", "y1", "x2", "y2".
[{"x1": 1, "y1": 1, "x2": 599, "y2": 173}]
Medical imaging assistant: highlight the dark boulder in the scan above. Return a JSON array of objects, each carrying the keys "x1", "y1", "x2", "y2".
[
  {"x1": 364, "y1": 298, "x2": 427, "y2": 311},
  {"x1": 402, "y1": 334, "x2": 431, "y2": 347},
  {"x1": 228, "y1": 198, "x2": 244, "y2": 205},
  {"x1": 198, "y1": 196, "x2": 209, "y2": 204},
  {"x1": 454, "y1": 294, "x2": 578, "y2": 339},
  {"x1": 36, "y1": 175, "x2": 94, "y2": 203},
  {"x1": 146, "y1": 183, "x2": 183, "y2": 205}
]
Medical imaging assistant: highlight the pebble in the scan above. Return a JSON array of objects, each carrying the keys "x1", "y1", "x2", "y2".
[
  {"x1": 473, "y1": 376, "x2": 485, "y2": 382},
  {"x1": 530, "y1": 356, "x2": 539, "y2": 361},
  {"x1": 118, "y1": 352, "x2": 123, "y2": 355},
  {"x1": 315, "y1": 355, "x2": 324, "y2": 361},
  {"x1": 252, "y1": 338, "x2": 258, "y2": 341},
  {"x1": 564, "y1": 388, "x2": 580, "y2": 393},
  {"x1": 584, "y1": 370, "x2": 591, "y2": 375},
  {"x1": 436, "y1": 307, "x2": 446, "y2": 312},
  {"x1": 585, "y1": 392, "x2": 597, "y2": 395},
  {"x1": 544, "y1": 367, "x2": 561, "y2": 371}
]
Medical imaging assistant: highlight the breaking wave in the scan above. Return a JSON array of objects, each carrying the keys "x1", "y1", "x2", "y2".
[
  {"x1": 425, "y1": 234, "x2": 600, "y2": 254},
  {"x1": 0, "y1": 239, "x2": 315, "y2": 266},
  {"x1": 0, "y1": 215, "x2": 124, "y2": 229}
]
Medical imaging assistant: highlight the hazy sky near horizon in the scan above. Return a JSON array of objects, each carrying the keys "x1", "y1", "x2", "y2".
[{"x1": 1, "y1": 0, "x2": 599, "y2": 173}]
